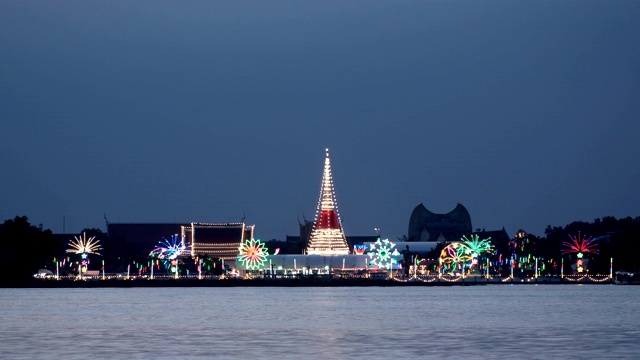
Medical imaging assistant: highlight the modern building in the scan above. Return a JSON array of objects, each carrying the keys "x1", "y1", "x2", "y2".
[
  {"x1": 407, "y1": 202, "x2": 510, "y2": 247},
  {"x1": 408, "y1": 203, "x2": 473, "y2": 242}
]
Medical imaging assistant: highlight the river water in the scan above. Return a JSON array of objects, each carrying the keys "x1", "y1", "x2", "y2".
[{"x1": 1, "y1": 285, "x2": 638, "y2": 359}]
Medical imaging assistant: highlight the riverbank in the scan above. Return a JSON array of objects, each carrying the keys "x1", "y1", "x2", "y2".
[{"x1": 1, "y1": 274, "x2": 617, "y2": 288}]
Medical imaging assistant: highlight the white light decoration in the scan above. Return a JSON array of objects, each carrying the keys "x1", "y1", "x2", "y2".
[
  {"x1": 367, "y1": 238, "x2": 400, "y2": 269},
  {"x1": 67, "y1": 232, "x2": 102, "y2": 256},
  {"x1": 306, "y1": 149, "x2": 350, "y2": 255}
]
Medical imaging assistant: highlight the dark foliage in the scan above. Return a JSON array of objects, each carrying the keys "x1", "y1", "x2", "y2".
[
  {"x1": 0, "y1": 216, "x2": 62, "y2": 284},
  {"x1": 544, "y1": 216, "x2": 640, "y2": 273}
]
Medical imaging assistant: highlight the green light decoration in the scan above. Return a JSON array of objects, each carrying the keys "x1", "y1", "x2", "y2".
[
  {"x1": 460, "y1": 234, "x2": 494, "y2": 264},
  {"x1": 439, "y1": 235, "x2": 493, "y2": 273},
  {"x1": 238, "y1": 238, "x2": 269, "y2": 270},
  {"x1": 367, "y1": 238, "x2": 401, "y2": 269}
]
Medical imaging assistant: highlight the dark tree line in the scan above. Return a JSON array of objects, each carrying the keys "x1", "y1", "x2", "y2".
[
  {"x1": 0, "y1": 216, "x2": 59, "y2": 284},
  {"x1": 543, "y1": 216, "x2": 640, "y2": 273}
]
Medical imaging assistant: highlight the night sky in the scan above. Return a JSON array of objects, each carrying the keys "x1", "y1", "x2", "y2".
[{"x1": 1, "y1": 1, "x2": 639, "y2": 241}]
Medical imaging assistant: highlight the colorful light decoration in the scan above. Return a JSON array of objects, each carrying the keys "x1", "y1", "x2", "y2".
[
  {"x1": 238, "y1": 238, "x2": 269, "y2": 270},
  {"x1": 353, "y1": 244, "x2": 367, "y2": 255},
  {"x1": 67, "y1": 232, "x2": 102, "y2": 256},
  {"x1": 562, "y1": 232, "x2": 599, "y2": 255},
  {"x1": 413, "y1": 255, "x2": 422, "y2": 279},
  {"x1": 505, "y1": 231, "x2": 539, "y2": 275},
  {"x1": 460, "y1": 234, "x2": 494, "y2": 264},
  {"x1": 562, "y1": 232, "x2": 599, "y2": 274},
  {"x1": 486, "y1": 258, "x2": 490, "y2": 278},
  {"x1": 440, "y1": 243, "x2": 468, "y2": 272},
  {"x1": 439, "y1": 235, "x2": 493, "y2": 274},
  {"x1": 149, "y1": 235, "x2": 186, "y2": 260},
  {"x1": 610, "y1": 257, "x2": 613, "y2": 279},
  {"x1": 367, "y1": 238, "x2": 400, "y2": 270}
]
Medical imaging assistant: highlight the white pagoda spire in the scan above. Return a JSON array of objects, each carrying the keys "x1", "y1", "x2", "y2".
[{"x1": 306, "y1": 148, "x2": 350, "y2": 255}]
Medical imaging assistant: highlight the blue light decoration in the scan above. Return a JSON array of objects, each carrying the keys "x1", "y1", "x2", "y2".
[
  {"x1": 149, "y1": 235, "x2": 186, "y2": 271},
  {"x1": 353, "y1": 244, "x2": 367, "y2": 255},
  {"x1": 149, "y1": 235, "x2": 186, "y2": 260},
  {"x1": 367, "y1": 238, "x2": 400, "y2": 270}
]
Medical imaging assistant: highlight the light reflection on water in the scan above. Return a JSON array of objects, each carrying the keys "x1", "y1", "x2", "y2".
[{"x1": 1, "y1": 285, "x2": 639, "y2": 359}]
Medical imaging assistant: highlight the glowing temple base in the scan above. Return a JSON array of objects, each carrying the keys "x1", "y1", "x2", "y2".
[
  {"x1": 257, "y1": 255, "x2": 369, "y2": 269},
  {"x1": 307, "y1": 248, "x2": 350, "y2": 256},
  {"x1": 306, "y1": 228, "x2": 350, "y2": 255}
]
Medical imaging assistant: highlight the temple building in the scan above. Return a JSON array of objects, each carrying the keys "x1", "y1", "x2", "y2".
[
  {"x1": 182, "y1": 222, "x2": 254, "y2": 261},
  {"x1": 107, "y1": 223, "x2": 187, "y2": 248},
  {"x1": 287, "y1": 220, "x2": 378, "y2": 254},
  {"x1": 305, "y1": 149, "x2": 350, "y2": 255},
  {"x1": 107, "y1": 221, "x2": 254, "y2": 261}
]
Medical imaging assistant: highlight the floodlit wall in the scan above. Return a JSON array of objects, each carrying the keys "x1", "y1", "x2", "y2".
[{"x1": 259, "y1": 255, "x2": 370, "y2": 269}]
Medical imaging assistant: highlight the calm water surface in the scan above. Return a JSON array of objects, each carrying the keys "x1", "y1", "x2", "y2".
[{"x1": 1, "y1": 285, "x2": 638, "y2": 359}]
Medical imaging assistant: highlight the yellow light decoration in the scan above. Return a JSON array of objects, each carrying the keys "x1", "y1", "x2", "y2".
[{"x1": 67, "y1": 232, "x2": 102, "y2": 256}]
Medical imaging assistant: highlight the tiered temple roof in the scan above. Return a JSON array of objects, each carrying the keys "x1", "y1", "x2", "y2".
[{"x1": 184, "y1": 222, "x2": 254, "y2": 261}]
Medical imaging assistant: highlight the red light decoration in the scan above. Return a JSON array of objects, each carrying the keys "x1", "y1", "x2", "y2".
[{"x1": 562, "y1": 232, "x2": 599, "y2": 255}]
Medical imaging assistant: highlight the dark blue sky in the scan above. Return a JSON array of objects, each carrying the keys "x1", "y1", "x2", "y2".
[{"x1": 1, "y1": 1, "x2": 639, "y2": 241}]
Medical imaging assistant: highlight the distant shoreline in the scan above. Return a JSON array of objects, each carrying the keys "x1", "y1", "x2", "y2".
[{"x1": 1, "y1": 276, "x2": 619, "y2": 288}]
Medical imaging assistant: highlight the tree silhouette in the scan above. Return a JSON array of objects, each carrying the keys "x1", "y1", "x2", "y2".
[{"x1": 0, "y1": 216, "x2": 61, "y2": 284}]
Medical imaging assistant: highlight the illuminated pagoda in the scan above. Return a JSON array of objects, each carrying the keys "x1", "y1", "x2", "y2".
[{"x1": 306, "y1": 149, "x2": 350, "y2": 255}]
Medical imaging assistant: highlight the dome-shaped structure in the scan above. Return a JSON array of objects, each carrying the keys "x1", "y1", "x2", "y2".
[{"x1": 408, "y1": 203, "x2": 472, "y2": 242}]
